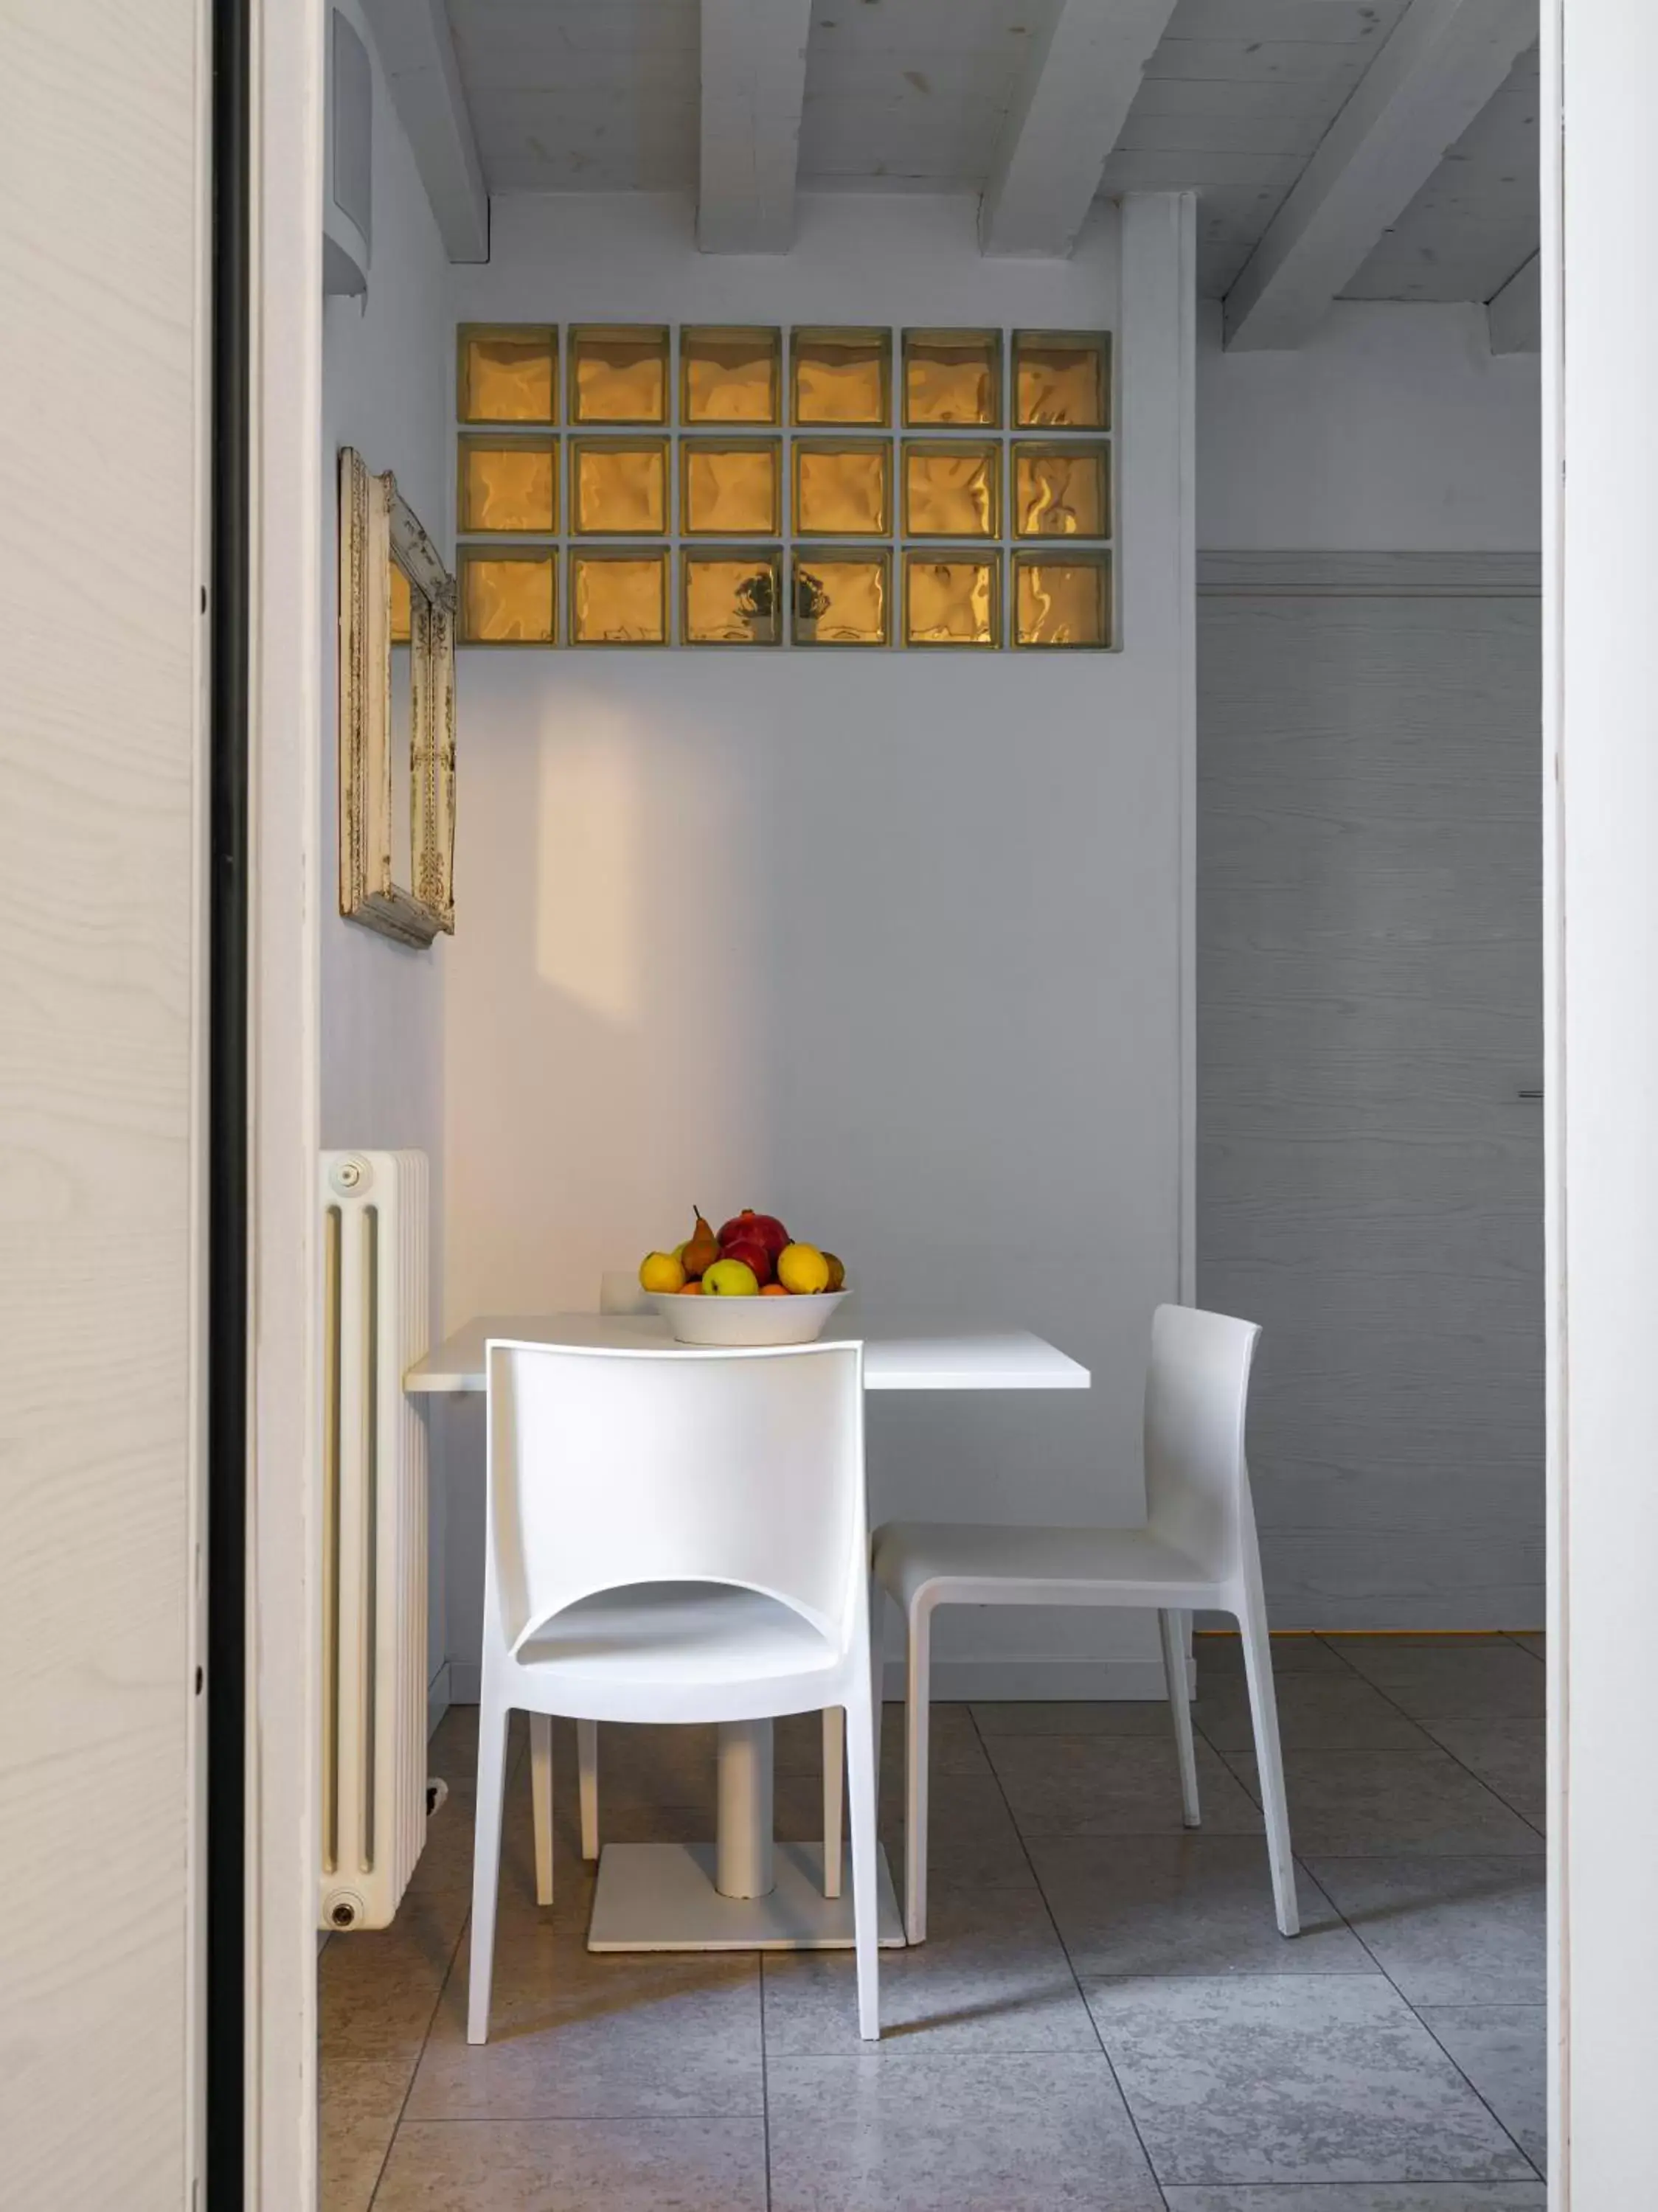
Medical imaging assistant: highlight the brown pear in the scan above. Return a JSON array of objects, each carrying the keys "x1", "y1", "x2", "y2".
[
  {"x1": 682, "y1": 1206, "x2": 719, "y2": 1281},
  {"x1": 822, "y1": 1252, "x2": 846, "y2": 1293}
]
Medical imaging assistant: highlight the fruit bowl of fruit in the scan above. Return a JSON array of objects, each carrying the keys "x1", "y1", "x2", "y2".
[{"x1": 639, "y1": 1208, "x2": 849, "y2": 1348}]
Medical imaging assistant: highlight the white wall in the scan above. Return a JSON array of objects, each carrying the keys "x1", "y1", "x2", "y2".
[
  {"x1": 1198, "y1": 299, "x2": 1541, "y2": 553},
  {"x1": 438, "y1": 191, "x2": 1196, "y2": 1695},
  {"x1": 321, "y1": 0, "x2": 452, "y2": 1696}
]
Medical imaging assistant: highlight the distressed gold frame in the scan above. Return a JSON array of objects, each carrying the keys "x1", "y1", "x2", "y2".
[{"x1": 337, "y1": 448, "x2": 457, "y2": 945}]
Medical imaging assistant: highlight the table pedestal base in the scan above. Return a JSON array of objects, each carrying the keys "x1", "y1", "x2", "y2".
[{"x1": 587, "y1": 1840, "x2": 905, "y2": 1952}]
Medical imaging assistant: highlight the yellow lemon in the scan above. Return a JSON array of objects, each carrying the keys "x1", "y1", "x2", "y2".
[
  {"x1": 777, "y1": 1242, "x2": 830, "y2": 1295},
  {"x1": 639, "y1": 1250, "x2": 687, "y2": 1293}
]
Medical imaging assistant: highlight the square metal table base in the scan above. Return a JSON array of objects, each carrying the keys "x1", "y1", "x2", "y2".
[{"x1": 587, "y1": 1839, "x2": 906, "y2": 1951}]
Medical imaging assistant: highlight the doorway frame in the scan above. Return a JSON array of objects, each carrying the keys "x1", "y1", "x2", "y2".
[
  {"x1": 244, "y1": 0, "x2": 324, "y2": 2199},
  {"x1": 246, "y1": 5, "x2": 1606, "y2": 2206}
]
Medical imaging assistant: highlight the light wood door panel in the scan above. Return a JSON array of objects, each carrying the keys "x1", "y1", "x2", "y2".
[
  {"x1": 1198, "y1": 574, "x2": 1542, "y2": 1629},
  {"x1": 0, "y1": 0, "x2": 206, "y2": 2199}
]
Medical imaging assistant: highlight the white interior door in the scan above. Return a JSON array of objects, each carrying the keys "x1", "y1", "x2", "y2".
[
  {"x1": 0, "y1": 0, "x2": 208, "y2": 2201},
  {"x1": 1198, "y1": 554, "x2": 1544, "y2": 1632}
]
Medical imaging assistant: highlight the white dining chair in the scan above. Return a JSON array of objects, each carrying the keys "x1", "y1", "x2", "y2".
[
  {"x1": 469, "y1": 1336, "x2": 881, "y2": 2042},
  {"x1": 871, "y1": 1302, "x2": 1298, "y2": 1947},
  {"x1": 527, "y1": 1275, "x2": 843, "y2": 1905}
]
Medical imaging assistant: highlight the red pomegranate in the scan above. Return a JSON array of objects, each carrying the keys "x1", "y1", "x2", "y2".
[
  {"x1": 720, "y1": 1237, "x2": 774, "y2": 1287},
  {"x1": 717, "y1": 1208, "x2": 789, "y2": 1262}
]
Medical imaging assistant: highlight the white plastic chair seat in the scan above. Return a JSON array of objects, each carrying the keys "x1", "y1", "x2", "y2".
[
  {"x1": 516, "y1": 1581, "x2": 839, "y2": 1717},
  {"x1": 873, "y1": 1521, "x2": 1218, "y2": 1614}
]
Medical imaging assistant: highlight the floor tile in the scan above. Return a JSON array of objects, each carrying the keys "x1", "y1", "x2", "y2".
[
  {"x1": 370, "y1": 2116, "x2": 768, "y2": 2209},
  {"x1": 1224, "y1": 1751, "x2": 1544, "y2": 1858},
  {"x1": 1308, "y1": 1857, "x2": 1544, "y2": 2006},
  {"x1": 1195, "y1": 1675, "x2": 1438, "y2": 1755},
  {"x1": 766, "y1": 2052, "x2": 1164, "y2": 2211},
  {"x1": 1331, "y1": 1646, "x2": 1545, "y2": 1722},
  {"x1": 1162, "y1": 2188, "x2": 1547, "y2": 2210},
  {"x1": 318, "y1": 2057, "x2": 409, "y2": 2212},
  {"x1": 407, "y1": 1933, "x2": 762, "y2": 2119},
  {"x1": 317, "y1": 1891, "x2": 468, "y2": 2061},
  {"x1": 762, "y1": 1884, "x2": 1097, "y2": 2054},
  {"x1": 1028, "y1": 1834, "x2": 1373, "y2": 1977},
  {"x1": 1420, "y1": 2007, "x2": 1546, "y2": 2172},
  {"x1": 876, "y1": 1767, "x2": 1039, "y2": 1891},
  {"x1": 989, "y1": 1734, "x2": 1265, "y2": 1837},
  {"x1": 971, "y1": 1700, "x2": 1176, "y2": 1739},
  {"x1": 1086, "y1": 1976, "x2": 1536, "y2": 2186},
  {"x1": 561, "y1": 1722, "x2": 719, "y2": 1815},
  {"x1": 1196, "y1": 1635, "x2": 1357, "y2": 1679},
  {"x1": 1421, "y1": 1719, "x2": 1545, "y2": 1830}
]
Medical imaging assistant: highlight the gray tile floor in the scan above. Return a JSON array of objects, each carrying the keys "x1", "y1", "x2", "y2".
[{"x1": 320, "y1": 1633, "x2": 1547, "y2": 2211}]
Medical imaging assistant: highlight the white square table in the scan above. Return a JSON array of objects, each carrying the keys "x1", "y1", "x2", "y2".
[{"x1": 406, "y1": 1309, "x2": 1089, "y2": 1950}]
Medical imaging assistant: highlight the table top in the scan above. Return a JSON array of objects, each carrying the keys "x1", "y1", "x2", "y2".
[{"x1": 404, "y1": 1311, "x2": 1091, "y2": 1395}]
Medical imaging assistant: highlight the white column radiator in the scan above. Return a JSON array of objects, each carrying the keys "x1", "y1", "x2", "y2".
[{"x1": 319, "y1": 1149, "x2": 430, "y2": 1931}]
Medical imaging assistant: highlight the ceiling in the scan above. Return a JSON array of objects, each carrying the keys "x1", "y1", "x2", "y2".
[{"x1": 435, "y1": 0, "x2": 1539, "y2": 324}]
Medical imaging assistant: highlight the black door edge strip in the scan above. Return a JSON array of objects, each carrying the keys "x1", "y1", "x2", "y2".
[{"x1": 208, "y1": 0, "x2": 251, "y2": 2199}]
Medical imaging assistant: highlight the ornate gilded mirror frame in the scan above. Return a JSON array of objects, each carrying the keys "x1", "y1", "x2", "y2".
[{"x1": 338, "y1": 447, "x2": 457, "y2": 946}]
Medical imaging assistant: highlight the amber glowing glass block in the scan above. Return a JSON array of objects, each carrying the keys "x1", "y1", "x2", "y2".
[
  {"x1": 903, "y1": 549, "x2": 1001, "y2": 647},
  {"x1": 902, "y1": 441, "x2": 999, "y2": 539},
  {"x1": 457, "y1": 324, "x2": 557, "y2": 425},
  {"x1": 1013, "y1": 549, "x2": 1112, "y2": 648},
  {"x1": 569, "y1": 324, "x2": 670, "y2": 425},
  {"x1": 793, "y1": 441, "x2": 891, "y2": 537},
  {"x1": 1013, "y1": 442, "x2": 1111, "y2": 539},
  {"x1": 791, "y1": 327, "x2": 892, "y2": 427},
  {"x1": 1013, "y1": 330, "x2": 1111, "y2": 429},
  {"x1": 681, "y1": 327, "x2": 782, "y2": 425},
  {"x1": 389, "y1": 561, "x2": 412, "y2": 645},
  {"x1": 457, "y1": 435, "x2": 558, "y2": 534},
  {"x1": 458, "y1": 548, "x2": 557, "y2": 644},
  {"x1": 681, "y1": 439, "x2": 781, "y2": 536},
  {"x1": 571, "y1": 438, "x2": 668, "y2": 535},
  {"x1": 682, "y1": 548, "x2": 782, "y2": 646},
  {"x1": 570, "y1": 549, "x2": 669, "y2": 646},
  {"x1": 902, "y1": 329, "x2": 1000, "y2": 427},
  {"x1": 791, "y1": 549, "x2": 889, "y2": 647}
]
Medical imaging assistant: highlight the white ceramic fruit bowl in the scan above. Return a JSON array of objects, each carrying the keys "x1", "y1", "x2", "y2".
[{"x1": 650, "y1": 1290, "x2": 848, "y2": 1348}]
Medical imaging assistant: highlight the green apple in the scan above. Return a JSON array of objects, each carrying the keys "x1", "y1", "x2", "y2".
[{"x1": 702, "y1": 1256, "x2": 759, "y2": 1297}]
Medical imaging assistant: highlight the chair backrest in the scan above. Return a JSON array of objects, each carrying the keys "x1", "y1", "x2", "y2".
[
  {"x1": 482, "y1": 1338, "x2": 867, "y2": 1660},
  {"x1": 1142, "y1": 1303, "x2": 1261, "y2": 1583}
]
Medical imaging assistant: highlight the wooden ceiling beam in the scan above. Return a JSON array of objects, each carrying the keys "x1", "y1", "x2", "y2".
[
  {"x1": 698, "y1": 0, "x2": 814, "y2": 255},
  {"x1": 1224, "y1": 0, "x2": 1536, "y2": 352},
  {"x1": 980, "y1": 0, "x2": 1179, "y2": 259},
  {"x1": 360, "y1": 0, "x2": 488, "y2": 262}
]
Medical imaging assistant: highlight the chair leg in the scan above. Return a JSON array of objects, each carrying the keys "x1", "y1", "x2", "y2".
[
  {"x1": 904, "y1": 1601, "x2": 932, "y2": 1945},
  {"x1": 577, "y1": 1719, "x2": 600, "y2": 1862},
  {"x1": 1159, "y1": 1608, "x2": 1201, "y2": 1829},
  {"x1": 530, "y1": 1711, "x2": 555, "y2": 1905},
  {"x1": 822, "y1": 1708, "x2": 844, "y2": 1899},
  {"x1": 466, "y1": 1695, "x2": 511, "y2": 2043},
  {"x1": 1238, "y1": 1597, "x2": 1300, "y2": 1938},
  {"x1": 844, "y1": 1666, "x2": 881, "y2": 2041}
]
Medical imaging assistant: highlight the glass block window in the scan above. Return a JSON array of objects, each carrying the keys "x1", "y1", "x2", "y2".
[{"x1": 454, "y1": 324, "x2": 1114, "y2": 647}]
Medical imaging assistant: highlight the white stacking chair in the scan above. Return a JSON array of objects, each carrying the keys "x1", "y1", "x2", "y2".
[
  {"x1": 872, "y1": 1302, "x2": 1297, "y2": 1947},
  {"x1": 469, "y1": 1337, "x2": 881, "y2": 2042}
]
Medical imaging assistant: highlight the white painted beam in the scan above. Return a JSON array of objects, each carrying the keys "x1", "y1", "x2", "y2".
[
  {"x1": 1488, "y1": 248, "x2": 1540, "y2": 353},
  {"x1": 1224, "y1": 0, "x2": 1536, "y2": 352},
  {"x1": 698, "y1": 0, "x2": 814, "y2": 255},
  {"x1": 361, "y1": 0, "x2": 488, "y2": 263},
  {"x1": 980, "y1": 0, "x2": 1179, "y2": 259}
]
